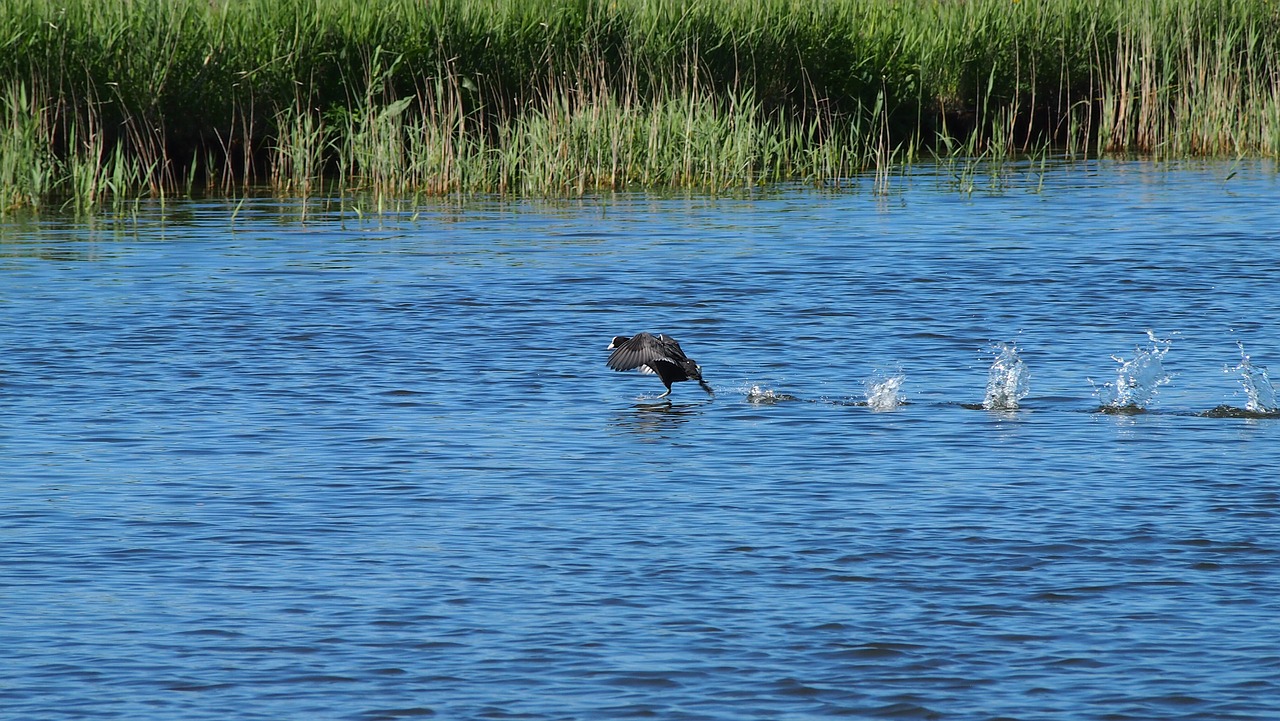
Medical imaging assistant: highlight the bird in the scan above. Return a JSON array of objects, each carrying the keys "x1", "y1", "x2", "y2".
[{"x1": 607, "y1": 332, "x2": 713, "y2": 398}]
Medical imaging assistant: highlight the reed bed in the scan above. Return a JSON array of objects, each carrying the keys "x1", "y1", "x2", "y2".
[{"x1": 2, "y1": 0, "x2": 1279, "y2": 211}]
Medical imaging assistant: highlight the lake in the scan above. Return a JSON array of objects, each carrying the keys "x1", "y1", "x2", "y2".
[{"x1": 3, "y1": 160, "x2": 1280, "y2": 720}]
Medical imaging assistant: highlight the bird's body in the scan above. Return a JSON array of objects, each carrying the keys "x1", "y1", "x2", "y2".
[{"x1": 607, "y1": 332, "x2": 713, "y2": 398}]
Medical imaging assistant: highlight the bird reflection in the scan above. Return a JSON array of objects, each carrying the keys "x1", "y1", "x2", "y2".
[{"x1": 608, "y1": 399, "x2": 703, "y2": 439}]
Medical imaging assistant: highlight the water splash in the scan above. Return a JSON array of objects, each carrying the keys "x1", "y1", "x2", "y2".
[
  {"x1": 1226, "y1": 342, "x2": 1278, "y2": 413},
  {"x1": 983, "y1": 343, "x2": 1030, "y2": 410},
  {"x1": 746, "y1": 385, "x2": 797, "y2": 404},
  {"x1": 864, "y1": 370, "x2": 906, "y2": 411},
  {"x1": 1090, "y1": 330, "x2": 1173, "y2": 412}
]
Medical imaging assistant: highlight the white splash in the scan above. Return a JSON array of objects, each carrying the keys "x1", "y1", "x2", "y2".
[
  {"x1": 1226, "y1": 342, "x2": 1278, "y2": 413},
  {"x1": 864, "y1": 370, "x2": 906, "y2": 411},
  {"x1": 1091, "y1": 330, "x2": 1173, "y2": 411},
  {"x1": 983, "y1": 343, "x2": 1030, "y2": 410},
  {"x1": 746, "y1": 385, "x2": 794, "y2": 404}
]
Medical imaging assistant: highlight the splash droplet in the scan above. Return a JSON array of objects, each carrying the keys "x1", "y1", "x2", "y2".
[
  {"x1": 983, "y1": 343, "x2": 1030, "y2": 410},
  {"x1": 1092, "y1": 330, "x2": 1173, "y2": 411},
  {"x1": 1226, "y1": 342, "x2": 1278, "y2": 414},
  {"x1": 865, "y1": 369, "x2": 906, "y2": 411}
]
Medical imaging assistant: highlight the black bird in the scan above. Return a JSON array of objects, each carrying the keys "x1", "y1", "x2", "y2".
[{"x1": 607, "y1": 332, "x2": 713, "y2": 398}]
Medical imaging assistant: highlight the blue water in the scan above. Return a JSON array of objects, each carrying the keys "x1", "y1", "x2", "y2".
[{"x1": 3, "y1": 160, "x2": 1280, "y2": 720}]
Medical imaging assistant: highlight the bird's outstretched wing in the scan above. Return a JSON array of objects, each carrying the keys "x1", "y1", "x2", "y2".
[
  {"x1": 607, "y1": 332, "x2": 665, "y2": 372},
  {"x1": 655, "y1": 334, "x2": 691, "y2": 358}
]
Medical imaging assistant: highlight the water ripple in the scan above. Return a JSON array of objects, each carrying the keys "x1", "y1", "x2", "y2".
[{"x1": 3, "y1": 162, "x2": 1280, "y2": 720}]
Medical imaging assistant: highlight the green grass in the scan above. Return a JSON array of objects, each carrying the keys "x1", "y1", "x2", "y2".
[{"x1": 2, "y1": 0, "x2": 1279, "y2": 212}]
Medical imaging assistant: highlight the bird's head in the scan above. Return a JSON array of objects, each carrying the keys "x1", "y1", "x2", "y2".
[{"x1": 607, "y1": 335, "x2": 630, "y2": 350}]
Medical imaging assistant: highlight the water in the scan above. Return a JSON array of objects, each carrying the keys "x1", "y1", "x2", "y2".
[{"x1": 4, "y1": 160, "x2": 1280, "y2": 720}]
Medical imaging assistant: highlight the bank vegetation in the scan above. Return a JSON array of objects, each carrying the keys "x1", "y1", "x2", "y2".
[{"x1": 3, "y1": 0, "x2": 1279, "y2": 211}]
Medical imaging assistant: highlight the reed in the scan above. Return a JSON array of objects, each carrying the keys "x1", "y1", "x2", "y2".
[
  {"x1": 0, "y1": 82, "x2": 54, "y2": 212},
  {"x1": 1095, "y1": 0, "x2": 1280, "y2": 157},
  {"x1": 2, "y1": 0, "x2": 1279, "y2": 211}
]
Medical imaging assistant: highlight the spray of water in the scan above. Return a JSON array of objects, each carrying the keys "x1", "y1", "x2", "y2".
[
  {"x1": 864, "y1": 370, "x2": 906, "y2": 411},
  {"x1": 1225, "y1": 342, "x2": 1278, "y2": 413},
  {"x1": 746, "y1": 385, "x2": 797, "y2": 404},
  {"x1": 983, "y1": 343, "x2": 1030, "y2": 410},
  {"x1": 1091, "y1": 330, "x2": 1173, "y2": 411}
]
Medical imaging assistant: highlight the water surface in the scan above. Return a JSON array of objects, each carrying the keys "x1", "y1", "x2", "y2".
[{"x1": 3, "y1": 160, "x2": 1280, "y2": 720}]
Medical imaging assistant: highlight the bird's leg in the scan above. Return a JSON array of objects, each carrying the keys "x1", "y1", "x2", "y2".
[{"x1": 656, "y1": 387, "x2": 672, "y2": 399}]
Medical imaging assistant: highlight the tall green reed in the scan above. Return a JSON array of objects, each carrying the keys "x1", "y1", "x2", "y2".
[
  {"x1": 0, "y1": 82, "x2": 55, "y2": 213},
  {"x1": 4, "y1": 0, "x2": 1280, "y2": 211},
  {"x1": 0, "y1": 81, "x2": 158, "y2": 215}
]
